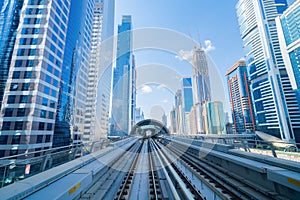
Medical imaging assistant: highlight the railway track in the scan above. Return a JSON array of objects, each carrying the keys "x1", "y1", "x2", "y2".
[
  {"x1": 3, "y1": 136, "x2": 299, "y2": 200},
  {"x1": 157, "y1": 138, "x2": 289, "y2": 200}
]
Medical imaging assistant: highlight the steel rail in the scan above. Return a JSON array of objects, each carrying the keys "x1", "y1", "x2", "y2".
[
  {"x1": 164, "y1": 140, "x2": 284, "y2": 200},
  {"x1": 148, "y1": 139, "x2": 160, "y2": 200},
  {"x1": 115, "y1": 140, "x2": 144, "y2": 200}
]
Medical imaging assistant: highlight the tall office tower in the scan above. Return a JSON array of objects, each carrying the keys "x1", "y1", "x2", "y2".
[
  {"x1": 170, "y1": 107, "x2": 177, "y2": 134},
  {"x1": 236, "y1": 0, "x2": 300, "y2": 143},
  {"x1": 162, "y1": 113, "x2": 167, "y2": 127},
  {"x1": 226, "y1": 60, "x2": 256, "y2": 134},
  {"x1": 83, "y1": 1, "x2": 106, "y2": 142},
  {"x1": 135, "y1": 107, "x2": 144, "y2": 123},
  {"x1": 86, "y1": 0, "x2": 115, "y2": 141},
  {"x1": 192, "y1": 46, "x2": 211, "y2": 134},
  {"x1": 111, "y1": 15, "x2": 133, "y2": 136},
  {"x1": 0, "y1": 1, "x2": 24, "y2": 112},
  {"x1": 277, "y1": 0, "x2": 300, "y2": 104},
  {"x1": 189, "y1": 104, "x2": 199, "y2": 135},
  {"x1": 130, "y1": 54, "x2": 137, "y2": 128},
  {"x1": 181, "y1": 77, "x2": 194, "y2": 134},
  {"x1": 174, "y1": 89, "x2": 184, "y2": 134},
  {"x1": 53, "y1": 0, "x2": 94, "y2": 147},
  {"x1": 0, "y1": 0, "x2": 71, "y2": 157},
  {"x1": 203, "y1": 101, "x2": 226, "y2": 134}
]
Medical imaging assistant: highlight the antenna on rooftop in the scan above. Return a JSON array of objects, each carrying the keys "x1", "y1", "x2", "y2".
[{"x1": 197, "y1": 29, "x2": 203, "y2": 49}]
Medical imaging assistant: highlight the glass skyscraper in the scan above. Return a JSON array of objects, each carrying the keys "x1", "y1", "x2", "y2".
[
  {"x1": 226, "y1": 60, "x2": 256, "y2": 134},
  {"x1": 0, "y1": 0, "x2": 71, "y2": 157},
  {"x1": 0, "y1": 1, "x2": 24, "y2": 111},
  {"x1": 53, "y1": 0, "x2": 94, "y2": 147},
  {"x1": 192, "y1": 46, "x2": 211, "y2": 134},
  {"x1": 203, "y1": 101, "x2": 226, "y2": 134},
  {"x1": 174, "y1": 89, "x2": 184, "y2": 134},
  {"x1": 277, "y1": 0, "x2": 300, "y2": 142},
  {"x1": 181, "y1": 77, "x2": 194, "y2": 134},
  {"x1": 236, "y1": 0, "x2": 300, "y2": 143},
  {"x1": 84, "y1": 0, "x2": 115, "y2": 142},
  {"x1": 111, "y1": 15, "x2": 133, "y2": 136}
]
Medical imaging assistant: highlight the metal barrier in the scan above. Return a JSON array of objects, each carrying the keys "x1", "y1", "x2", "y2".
[{"x1": 0, "y1": 139, "x2": 113, "y2": 188}]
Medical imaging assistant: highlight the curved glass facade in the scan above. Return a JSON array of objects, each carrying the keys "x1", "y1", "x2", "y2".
[
  {"x1": 53, "y1": 0, "x2": 95, "y2": 147},
  {"x1": 236, "y1": 0, "x2": 300, "y2": 143}
]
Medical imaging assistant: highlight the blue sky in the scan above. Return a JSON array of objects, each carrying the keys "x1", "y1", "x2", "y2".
[{"x1": 115, "y1": 0, "x2": 245, "y2": 120}]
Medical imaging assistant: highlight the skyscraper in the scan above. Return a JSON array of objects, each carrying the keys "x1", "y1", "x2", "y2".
[
  {"x1": 192, "y1": 46, "x2": 211, "y2": 133},
  {"x1": 91, "y1": 0, "x2": 115, "y2": 140},
  {"x1": 226, "y1": 60, "x2": 255, "y2": 134},
  {"x1": 203, "y1": 101, "x2": 226, "y2": 134},
  {"x1": 181, "y1": 77, "x2": 194, "y2": 134},
  {"x1": 83, "y1": 0, "x2": 115, "y2": 142},
  {"x1": 0, "y1": 1, "x2": 24, "y2": 112},
  {"x1": 83, "y1": 1, "x2": 104, "y2": 142},
  {"x1": 174, "y1": 89, "x2": 184, "y2": 134},
  {"x1": 135, "y1": 107, "x2": 144, "y2": 123},
  {"x1": 130, "y1": 54, "x2": 137, "y2": 128},
  {"x1": 277, "y1": 0, "x2": 300, "y2": 105},
  {"x1": 189, "y1": 104, "x2": 199, "y2": 135},
  {"x1": 0, "y1": 0, "x2": 71, "y2": 157},
  {"x1": 236, "y1": 0, "x2": 300, "y2": 143},
  {"x1": 170, "y1": 107, "x2": 177, "y2": 134},
  {"x1": 111, "y1": 15, "x2": 133, "y2": 136},
  {"x1": 53, "y1": 0, "x2": 95, "y2": 147}
]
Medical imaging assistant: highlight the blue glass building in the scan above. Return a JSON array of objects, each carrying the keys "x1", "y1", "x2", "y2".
[
  {"x1": 0, "y1": 1, "x2": 24, "y2": 111},
  {"x1": 0, "y1": 0, "x2": 71, "y2": 157},
  {"x1": 203, "y1": 101, "x2": 225, "y2": 134},
  {"x1": 181, "y1": 77, "x2": 194, "y2": 134},
  {"x1": 182, "y1": 77, "x2": 194, "y2": 113},
  {"x1": 226, "y1": 60, "x2": 256, "y2": 134},
  {"x1": 53, "y1": 0, "x2": 94, "y2": 147},
  {"x1": 191, "y1": 46, "x2": 211, "y2": 134},
  {"x1": 111, "y1": 15, "x2": 133, "y2": 136},
  {"x1": 236, "y1": 0, "x2": 300, "y2": 143},
  {"x1": 277, "y1": 0, "x2": 300, "y2": 142}
]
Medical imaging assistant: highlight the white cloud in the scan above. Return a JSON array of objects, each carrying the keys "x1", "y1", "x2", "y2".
[
  {"x1": 175, "y1": 40, "x2": 215, "y2": 62},
  {"x1": 203, "y1": 40, "x2": 216, "y2": 52},
  {"x1": 141, "y1": 85, "x2": 152, "y2": 93},
  {"x1": 175, "y1": 50, "x2": 194, "y2": 62}
]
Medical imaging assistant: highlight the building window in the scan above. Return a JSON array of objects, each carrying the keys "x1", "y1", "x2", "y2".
[
  {"x1": 40, "y1": 110, "x2": 46, "y2": 118},
  {"x1": 24, "y1": 71, "x2": 32, "y2": 79},
  {"x1": 36, "y1": 135, "x2": 43, "y2": 143},
  {"x1": 4, "y1": 108, "x2": 14, "y2": 117},
  {"x1": 22, "y1": 83, "x2": 31, "y2": 91},
  {"x1": 19, "y1": 95, "x2": 28, "y2": 103},
  {"x1": 50, "y1": 101, "x2": 55, "y2": 108},
  {"x1": 2, "y1": 122, "x2": 11, "y2": 130},
  {"x1": 48, "y1": 112, "x2": 54, "y2": 119},
  {"x1": 12, "y1": 71, "x2": 21, "y2": 79},
  {"x1": 46, "y1": 123, "x2": 52, "y2": 131},
  {"x1": 17, "y1": 108, "x2": 26, "y2": 117},
  {"x1": 11, "y1": 135, "x2": 21, "y2": 144},
  {"x1": 0, "y1": 136, "x2": 8, "y2": 144},
  {"x1": 27, "y1": 60, "x2": 35, "y2": 67},
  {"x1": 14, "y1": 122, "x2": 23, "y2": 130},
  {"x1": 42, "y1": 98, "x2": 48, "y2": 106},
  {"x1": 10, "y1": 83, "x2": 19, "y2": 91},
  {"x1": 45, "y1": 135, "x2": 51, "y2": 142},
  {"x1": 15, "y1": 60, "x2": 24, "y2": 67},
  {"x1": 7, "y1": 95, "x2": 16, "y2": 104},
  {"x1": 38, "y1": 122, "x2": 45, "y2": 130}
]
